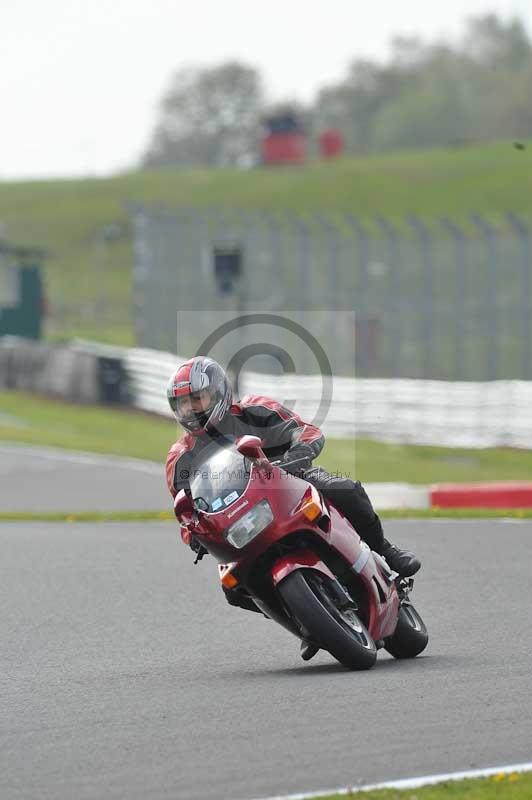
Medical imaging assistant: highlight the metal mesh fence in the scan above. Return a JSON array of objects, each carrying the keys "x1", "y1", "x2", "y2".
[{"x1": 131, "y1": 207, "x2": 532, "y2": 380}]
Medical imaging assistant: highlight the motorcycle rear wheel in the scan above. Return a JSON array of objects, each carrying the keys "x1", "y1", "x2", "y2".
[
  {"x1": 384, "y1": 602, "x2": 428, "y2": 659},
  {"x1": 278, "y1": 569, "x2": 377, "y2": 670}
]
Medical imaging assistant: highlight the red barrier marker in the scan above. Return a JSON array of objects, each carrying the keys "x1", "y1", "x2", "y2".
[{"x1": 430, "y1": 482, "x2": 532, "y2": 508}]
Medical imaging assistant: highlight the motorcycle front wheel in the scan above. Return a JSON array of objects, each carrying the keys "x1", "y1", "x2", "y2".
[{"x1": 278, "y1": 569, "x2": 377, "y2": 670}]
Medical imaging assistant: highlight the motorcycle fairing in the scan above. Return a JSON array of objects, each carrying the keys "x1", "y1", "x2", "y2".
[{"x1": 270, "y1": 548, "x2": 336, "y2": 586}]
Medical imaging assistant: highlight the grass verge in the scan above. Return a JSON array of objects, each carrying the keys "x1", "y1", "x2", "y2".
[
  {"x1": 2, "y1": 390, "x2": 532, "y2": 485},
  {"x1": 316, "y1": 770, "x2": 531, "y2": 799},
  {"x1": 0, "y1": 390, "x2": 178, "y2": 465}
]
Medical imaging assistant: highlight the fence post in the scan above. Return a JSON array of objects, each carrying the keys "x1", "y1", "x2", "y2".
[
  {"x1": 346, "y1": 216, "x2": 374, "y2": 375},
  {"x1": 314, "y1": 213, "x2": 340, "y2": 308},
  {"x1": 377, "y1": 216, "x2": 402, "y2": 377},
  {"x1": 315, "y1": 214, "x2": 343, "y2": 374},
  {"x1": 471, "y1": 214, "x2": 498, "y2": 380},
  {"x1": 292, "y1": 213, "x2": 311, "y2": 309},
  {"x1": 506, "y1": 213, "x2": 531, "y2": 380},
  {"x1": 346, "y1": 215, "x2": 369, "y2": 305},
  {"x1": 131, "y1": 205, "x2": 152, "y2": 347},
  {"x1": 238, "y1": 209, "x2": 261, "y2": 314},
  {"x1": 409, "y1": 216, "x2": 434, "y2": 379},
  {"x1": 263, "y1": 211, "x2": 284, "y2": 310},
  {"x1": 441, "y1": 217, "x2": 466, "y2": 380}
]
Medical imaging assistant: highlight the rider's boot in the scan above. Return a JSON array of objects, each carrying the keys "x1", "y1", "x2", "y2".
[
  {"x1": 358, "y1": 515, "x2": 421, "y2": 578},
  {"x1": 381, "y1": 538, "x2": 421, "y2": 577}
]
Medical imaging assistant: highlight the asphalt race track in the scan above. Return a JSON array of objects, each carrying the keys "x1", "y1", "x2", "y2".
[
  {"x1": 2, "y1": 515, "x2": 532, "y2": 800},
  {"x1": 0, "y1": 444, "x2": 168, "y2": 511}
]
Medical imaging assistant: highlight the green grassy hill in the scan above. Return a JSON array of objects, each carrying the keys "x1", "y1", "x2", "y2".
[{"x1": 1, "y1": 140, "x2": 530, "y2": 345}]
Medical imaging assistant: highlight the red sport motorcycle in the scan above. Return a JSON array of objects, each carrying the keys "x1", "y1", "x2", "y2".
[{"x1": 174, "y1": 435, "x2": 428, "y2": 669}]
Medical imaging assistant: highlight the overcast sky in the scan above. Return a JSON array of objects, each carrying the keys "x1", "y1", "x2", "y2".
[{"x1": 1, "y1": 0, "x2": 531, "y2": 180}]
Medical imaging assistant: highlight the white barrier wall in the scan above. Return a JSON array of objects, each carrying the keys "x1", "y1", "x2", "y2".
[
  {"x1": 3, "y1": 338, "x2": 531, "y2": 448},
  {"x1": 122, "y1": 346, "x2": 532, "y2": 449}
]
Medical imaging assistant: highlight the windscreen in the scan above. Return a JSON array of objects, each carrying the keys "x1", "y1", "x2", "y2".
[{"x1": 189, "y1": 443, "x2": 251, "y2": 513}]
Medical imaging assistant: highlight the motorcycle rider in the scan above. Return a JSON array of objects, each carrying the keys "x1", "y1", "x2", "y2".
[{"x1": 166, "y1": 357, "x2": 420, "y2": 602}]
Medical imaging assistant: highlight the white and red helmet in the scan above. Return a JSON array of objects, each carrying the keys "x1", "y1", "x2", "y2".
[{"x1": 166, "y1": 356, "x2": 232, "y2": 434}]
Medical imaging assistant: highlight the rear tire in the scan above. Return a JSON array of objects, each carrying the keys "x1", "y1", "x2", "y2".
[
  {"x1": 278, "y1": 569, "x2": 377, "y2": 670},
  {"x1": 384, "y1": 603, "x2": 428, "y2": 659}
]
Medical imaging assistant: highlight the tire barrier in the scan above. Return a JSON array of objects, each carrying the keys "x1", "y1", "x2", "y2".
[{"x1": 0, "y1": 337, "x2": 130, "y2": 406}]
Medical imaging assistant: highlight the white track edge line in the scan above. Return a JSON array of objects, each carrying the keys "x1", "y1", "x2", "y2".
[
  {"x1": 0, "y1": 442, "x2": 163, "y2": 474},
  {"x1": 252, "y1": 761, "x2": 532, "y2": 800}
]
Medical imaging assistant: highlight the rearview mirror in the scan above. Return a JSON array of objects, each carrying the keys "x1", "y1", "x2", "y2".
[
  {"x1": 235, "y1": 435, "x2": 264, "y2": 460},
  {"x1": 174, "y1": 489, "x2": 194, "y2": 518}
]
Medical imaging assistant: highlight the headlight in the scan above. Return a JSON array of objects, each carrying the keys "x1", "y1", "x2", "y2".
[{"x1": 225, "y1": 500, "x2": 273, "y2": 549}]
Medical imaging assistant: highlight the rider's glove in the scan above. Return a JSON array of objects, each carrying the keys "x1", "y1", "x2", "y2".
[{"x1": 283, "y1": 443, "x2": 314, "y2": 475}]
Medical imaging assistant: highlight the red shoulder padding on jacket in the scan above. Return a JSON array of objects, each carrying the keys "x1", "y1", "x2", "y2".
[{"x1": 166, "y1": 433, "x2": 196, "y2": 497}]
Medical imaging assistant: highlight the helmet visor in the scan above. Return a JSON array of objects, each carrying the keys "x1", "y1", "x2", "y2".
[{"x1": 169, "y1": 389, "x2": 216, "y2": 430}]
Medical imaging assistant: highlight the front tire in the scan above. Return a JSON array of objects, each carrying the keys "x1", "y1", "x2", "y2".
[
  {"x1": 384, "y1": 602, "x2": 428, "y2": 659},
  {"x1": 278, "y1": 570, "x2": 377, "y2": 670}
]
